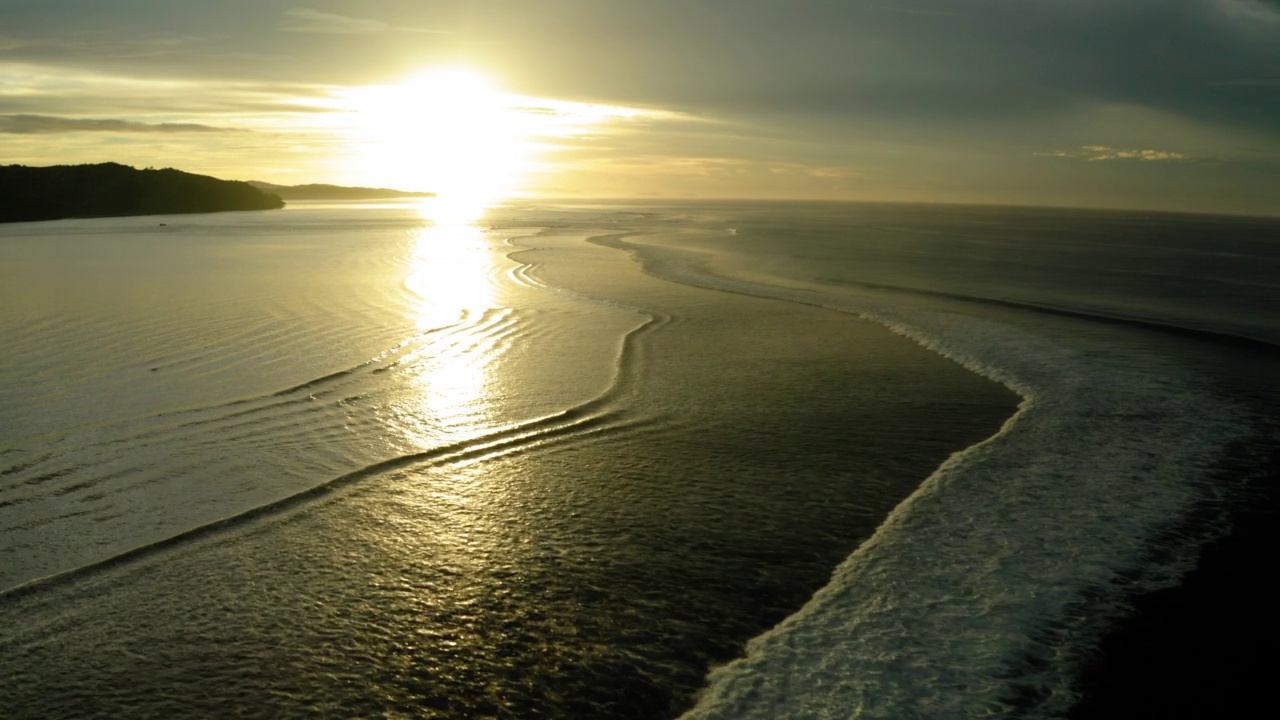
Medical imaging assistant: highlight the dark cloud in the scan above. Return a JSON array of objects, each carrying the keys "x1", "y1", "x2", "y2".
[
  {"x1": 431, "y1": 1, "x2": 1279, "y2": 141},
  {"x1": 953, "y1": 1, "x2": 1280, "y2": 132},
  {"x1": 0, "y1": 114, "x2": 245, "y2": 134},
  {"x1": 0, "y1": 91, "x2": 336, "y2": 118},
  {"x1": 5, "y1": 1, "x2": 1272, "y2": 137}
]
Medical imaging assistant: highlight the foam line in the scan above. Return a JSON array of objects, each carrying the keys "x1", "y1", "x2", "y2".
[
  {"x1": 818, "y1": 276, "x2": 1280, "y2": 351},
  {"x1": 588, "y1": 231, "x2": 1251, "y2": 719}
]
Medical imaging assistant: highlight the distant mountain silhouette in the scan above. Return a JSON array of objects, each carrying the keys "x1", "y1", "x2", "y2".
[
  {"x1": 247, "y1": 181, "x2": 436, "y2": 200},
  {"x1": 0, "y1": 163, "x2": 285, "y2": 223}
]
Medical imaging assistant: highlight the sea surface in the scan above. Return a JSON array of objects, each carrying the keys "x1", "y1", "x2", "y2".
[{"x1": 1, "y1": 200, "x2": 1277, "y2": 718}]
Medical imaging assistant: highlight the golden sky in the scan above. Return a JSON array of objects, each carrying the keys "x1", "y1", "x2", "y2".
[{"x1": 2, "y1": 1, "x2": 1278, "y2": 214}]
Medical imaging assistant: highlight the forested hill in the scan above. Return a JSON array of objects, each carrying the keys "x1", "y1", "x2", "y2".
[{"x1": 0, "y1": 163, "x2": 285, "y2": 223}]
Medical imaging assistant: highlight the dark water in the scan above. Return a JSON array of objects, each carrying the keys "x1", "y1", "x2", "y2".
[{"x1": 1, "y1": 201, "x2": 1277, "y2": 718}]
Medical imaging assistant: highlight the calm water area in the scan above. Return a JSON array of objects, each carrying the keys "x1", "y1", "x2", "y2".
[{"x1": 1, "y1": 201, "x2": 1277, "y2": 718}]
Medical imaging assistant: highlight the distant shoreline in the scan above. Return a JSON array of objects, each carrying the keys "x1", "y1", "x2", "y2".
[
  {"x1": 246, "y1": 181, "x2": 436, "y2": 201},
  {"x1": 0, "y1": 163, "x2": 438, "y2": 224}
]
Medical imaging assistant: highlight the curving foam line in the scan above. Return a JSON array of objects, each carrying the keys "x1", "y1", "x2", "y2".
[{"x1": 597, "y1": 233, "x2": 1251, "y2": 719}]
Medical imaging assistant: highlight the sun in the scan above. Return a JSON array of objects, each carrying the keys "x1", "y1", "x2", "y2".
[
  {"x1": 330, "y1": 66, "x2": 673, "y2": 216},
  {"x1": 344, "y1": 68, "x2": 533, "y2": 206}
]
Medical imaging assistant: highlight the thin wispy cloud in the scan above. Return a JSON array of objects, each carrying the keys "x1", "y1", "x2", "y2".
[
  {"x1": 1211, "y1": 78, "x2": 1280, "y2": 87},
  {"x1": 0, "y1": 37, "x2": 186, "y2": 65},
  {"x1": 0, "y1": 114, "x2": 245, "y2": 134},
  {"x1": 278, "y1": 8, "x2": 449, "y2": 35},
  {"x1": 1214, "y1": 0, "x2": 1280, "y2": 24},
  {"x1": 869, "y1": 4, "x2": 960, "y2": 18},
  {"x1": 1037, "y1": 145, "x2": 1194, "y2": 162}
]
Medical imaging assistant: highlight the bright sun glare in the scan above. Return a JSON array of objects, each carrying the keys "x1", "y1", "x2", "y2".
[
  {"x1": 346, "y1": 68, "x2": 532, "y2": 210},
  {"x1": 331, "y1": 66, "x2": 665, "y2": 222}
]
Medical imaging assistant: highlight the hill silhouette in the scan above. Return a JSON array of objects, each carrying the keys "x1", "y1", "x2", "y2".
[
  {"x1": 0, "y1": 163, "x2": 285, "y2": 223},
  {"x1": 247, "y1": 181, "x2": 435, "y2": 200}
]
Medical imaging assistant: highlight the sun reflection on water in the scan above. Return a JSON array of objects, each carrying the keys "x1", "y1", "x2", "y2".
[{"x1": 400, "y1": 199, "x2": 504, "y2": 442}]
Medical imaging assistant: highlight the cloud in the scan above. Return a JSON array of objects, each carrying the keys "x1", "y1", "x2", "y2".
[
  {"x1": 1082, "y1": 145, "x2": 1191, "y2": 161},
  {"x1": 765, "y1": 163, "x2": 861, "y2": 179},
  {"x1": 1211, "y1": 78, "x2": 1280, "y2": 87},
  {"x1": 1214, "y1": 0, "x2": 1280, "y2": 24},
  {"x1": 0, "y1": 33, "x2": 198, "y2": 64},
  {"x1": 278, "y1": 8, "x2": 448, "y2": 35},
  {"x1": 278, "y1": 8, "x2": 389, "y2": 34},
  {"x1": 0, "y1": 114, "x2": 244, "y2": 134},
  {"x1": 870, "y1": 4, "x2": 960, "y2": 18},
  {"x1": 1038, "y1": 145, "x2": 1194, "y2": 162}
]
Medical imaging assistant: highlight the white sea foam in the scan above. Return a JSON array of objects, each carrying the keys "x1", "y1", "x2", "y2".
[{"x1": 618, "y1": 237, "x2": 1250, "y2": 719}]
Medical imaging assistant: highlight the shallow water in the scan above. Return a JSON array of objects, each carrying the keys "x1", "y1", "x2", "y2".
[{"x1": 1, "y1": 201, "x2": 1277, "y2": 718}]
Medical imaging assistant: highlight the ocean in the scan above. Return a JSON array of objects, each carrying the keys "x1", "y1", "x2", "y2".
[{"x1": 1, "y1": 200, "x2": 1276, "y2": 718}]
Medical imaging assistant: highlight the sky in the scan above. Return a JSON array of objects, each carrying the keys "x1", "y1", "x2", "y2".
[{"x1": 1, "y1": 0, "x2": 1278, "y2": 214}]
